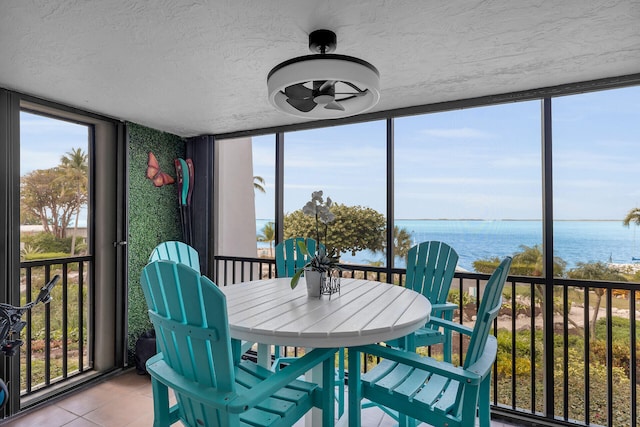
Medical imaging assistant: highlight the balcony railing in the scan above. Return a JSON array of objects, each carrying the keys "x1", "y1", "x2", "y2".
[
  {"x1": 19, "y1": 256, "x2": 93, "y2": 401},
  {"x1": 213, "y1": 255, "x2": 639, "y2": 427}
]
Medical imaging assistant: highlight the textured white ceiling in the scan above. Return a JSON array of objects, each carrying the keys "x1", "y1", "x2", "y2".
[{"x1": 1, "y1": 0, "x2": 639, "y2": 137}]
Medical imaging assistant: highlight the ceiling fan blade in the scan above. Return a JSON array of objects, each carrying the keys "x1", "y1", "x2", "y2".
[
  {"x1": 284, "y1": 83, "x2": 313, "y2": 100},
  {"x1": 324, "y1": 100, "x2": 345, "y2": 111},
  {"x1": 286, "y1": 97, "x2": 317, "y2": 112},
  {"x1": 318, "y1": 80, "x2": 336, "y2": 92}
]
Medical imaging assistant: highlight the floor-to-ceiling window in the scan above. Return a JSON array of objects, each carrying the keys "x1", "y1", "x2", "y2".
[
  {"x1": 553, "y1": 87, "x2": 640, "y2": 271},
  {"x1": 283, "y1": 121, "x2": 387, "y2": 266},
  {"x1": 0, "y1": 93, "x2": 124, "y2": 415},
  {"x1": 19, "y1": 110, "x2": 92, "y2": 396},
  {"x1": 551, "y1": 86, "x2": 640, "y2": 426},
  {"x1": 214, "y1": 82, "x2": 640, "y2": 427},
  {"x1": 394, "y1": 101, "x2": 542, "y2": 272},
  {"x1": 252, "y1": 134, "x2": 276, "y2": 259}
]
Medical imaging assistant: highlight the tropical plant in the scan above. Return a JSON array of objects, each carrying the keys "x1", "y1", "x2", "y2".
[
  {"x1": 257, "y1": 221, "x2": 275, "y2": 257},
  {"x1": 58, "y1": 148, "x2": 88, "y2": 255},
  {"x1": 20, "y1": 243, "x2": 42, "y2": 260},
  {"x1": 253, "y1": 176, "x2": 266, "y2": 193},
  {"x1": 622, "y1": 207, "x2": 640, "y2": 227},
  {"x1": 393, "y1": 226, "x2": 413, "y2": 259},
  {"x1": 473, "y1": 244, "x2": 566, "y2": 277},
  {"x1": 22, "y1": 232, "x2": 72, "y2": 253},
  {"x1": 284, "y1": 203, "x2": 386, "y2": 257},
  {"x1": 473, "y1": 245, "x2": 576, "y2": 331},
  {"x1": 366, "y1": 226, "x2": 413, "y2": 265},
  {"x1": 21, "y1": 168, "x2": 81, "y2": 239},
  {"x1": 567, "y1": 261, "x2": 627, "y2": 338}
]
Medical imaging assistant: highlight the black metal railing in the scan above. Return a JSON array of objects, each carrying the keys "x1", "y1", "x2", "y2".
[
  {"x1": 19, "y1": 256, "x2": 93, "y2": 397},
  {"x1": 213, "y1": 255, "x2": 639, "y2": 427}
]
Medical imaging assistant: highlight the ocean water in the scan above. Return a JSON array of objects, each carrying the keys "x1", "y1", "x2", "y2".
[{"x1": 256, "y1": 219, "x2": 638, "y2": 272}]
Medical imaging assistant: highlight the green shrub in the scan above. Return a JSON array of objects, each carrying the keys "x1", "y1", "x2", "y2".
[
  {"x1": 447, "y1": 289, "x2": 475, "y2": 306},
  {"x1": 594, "y1": 315, "x2": 640, "y2": 344},
  {"x1": 22, "y1": 252, "x2": 70, "y2": 261},
  {"x1": 497, "y1": 329, "x2": 537, "y2": 358},
  {"x1": 496, "y1": 352, "x2": 532, "y2": 377},
  {"x1": 22, "y1": 232, "x2": 72, "y2": 253}
]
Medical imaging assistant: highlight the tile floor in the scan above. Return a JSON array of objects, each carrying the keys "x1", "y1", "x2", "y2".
[{"x1": 0, "y1": 370, "x2": 522, "y2": 426}]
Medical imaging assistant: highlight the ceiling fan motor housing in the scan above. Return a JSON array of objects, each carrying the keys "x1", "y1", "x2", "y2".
[
  {"x1": 309, "y1": 29, "x2": 337, "y2": 54},
  {"x1": 267, "y1": 29, "x2": 380, "y2": 119}
]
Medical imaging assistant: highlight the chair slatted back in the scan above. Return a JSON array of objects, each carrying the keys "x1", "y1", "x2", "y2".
[
  {"x1": 140, "y1": 260, "x2": 236, "y2": 424},
  {"x1": 405, "y1": 241, "x2": 459, "y2": 308},
  {"x1": 463, "y1": 256, "x2": 512, "y2": 369},
  {"x1": 275, "y1": 237, "x2": 322, "y2": 278},
  {"x1": 149, "y1": 241, "x2": 201, "y2": 273}
]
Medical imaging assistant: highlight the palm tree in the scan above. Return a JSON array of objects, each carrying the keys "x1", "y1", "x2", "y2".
[
  {"x1": 623, "y1": 207, "x2": 640, "y2": 227},
  {"x1": 394, "y1": 226, "x2": 413, "y2": 259},
  {"x1": 257, "y1": 221, "x2": 275, "y2": 257},
  {"x1": 379, "y1": 226, "x2": 413, "y2": 260},
  {"x1": 253, "y1": 176, "x2": 266, "y2": 193},
  {"x1": 59, "y1": 148, "x2": 88, "y2": 255},
  {"x1": 567, "y1": 261, "x2": 627, "y2": 338}
]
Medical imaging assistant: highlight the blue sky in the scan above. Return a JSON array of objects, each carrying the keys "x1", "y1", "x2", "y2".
[
  {"x1": 20, "y1": 112, "x2": 90, "y2": 226},
  {"x1": 19, "y1": 85, "x2": 640, "y2": 222},
  {"x1": 253, "y1": 86, "x2": 640, "y2": 221},
  {"x1": 20, "y1": 112, "x2": 89, "y2": 175}
]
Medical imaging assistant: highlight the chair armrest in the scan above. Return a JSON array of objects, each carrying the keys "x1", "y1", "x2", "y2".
[
  {"x1": 430, "y1": 302, "x2": 458, "y2": 313},
  {"x1": 146, "y1": 354, "x2": 236, "y2": 410},
  {"x1": 148, "y1": 348, "x2": 338, "y2": 414},
  {"x1": 428, "y1": 317, "x2": 473, "y2": 336},
  {"x1": 354, "y1": 344, "x2": 482, "y2": 385},
  {"x1": 465, "y1": 335, "x2": 497, "y2": 379},
  {"x1": 229, "y1": 347, "x2": 338, "y2": 413}
]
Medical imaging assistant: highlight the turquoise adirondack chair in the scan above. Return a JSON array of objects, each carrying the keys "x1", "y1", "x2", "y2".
[
  {"x1": 274, "y1": 237, "x2": 322, "y2": 278},
  {"x1": 149, "y1": 241, "x2": 200, "y2": 272},
  {"x1": 140, "y1": 260, "x2": 338, "y2": 427},
  {"x1": 273, "y1": 237, "x2": 345, "y2": 418},
  {"x1": 348, "y1": 257, "x2": 512, "y2": 427},
  {"x1": 149, "y1": 241, "x2": 254, "y2": 359},
  {"x1": 366, "y1": 241, "x2": 459, "y2": 420},
  {"x1": 389, "y1": 241, "x2": 459, "y2": 360}
]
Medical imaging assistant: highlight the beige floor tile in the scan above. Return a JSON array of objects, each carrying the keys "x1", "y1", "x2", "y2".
[
  {"x1": 1, "y1": 370, "x2": 524, "y2": 426},
  {"x1": 61, "y1": 417, "x2": 101, "y2": 427},
  {"x1": 0, "y1": 404, "x2": 77, "y2": 427},
  {"x1": 123, "y1": 410, "x2": 156, "y2": 427},
  {"x1": 56, "y1": 382, "x2": 122, "y2": 416},
  {"x1": 81, "y1": 391, "x2": 154, "y2": 427}
]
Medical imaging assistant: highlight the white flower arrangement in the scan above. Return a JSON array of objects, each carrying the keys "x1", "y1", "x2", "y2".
[{"x1": 290, "y1": 191, "x2": 339, "y2": 289}]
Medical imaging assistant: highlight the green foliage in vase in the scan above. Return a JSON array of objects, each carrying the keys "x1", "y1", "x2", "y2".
[{"x1": 289, "y1": 191, "x2": 340, "y2": 289}]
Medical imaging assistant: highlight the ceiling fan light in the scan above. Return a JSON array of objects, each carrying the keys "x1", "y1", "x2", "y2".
[{"x1": 267, "y1": 54, "x2": 380, "y2": 119}]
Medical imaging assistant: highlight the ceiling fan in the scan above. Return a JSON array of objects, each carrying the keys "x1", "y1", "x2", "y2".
[{"x1": 267, "y1": 30, "x2": 380, "y2": 119}]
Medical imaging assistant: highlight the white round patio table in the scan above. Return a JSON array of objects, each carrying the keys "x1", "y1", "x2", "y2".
[
  {"x1": 220, "y1": 277, "x2": 431, "y2": 427},
  {"x1": 220, "y1": 277, "x2": 431, "y2": 349}
]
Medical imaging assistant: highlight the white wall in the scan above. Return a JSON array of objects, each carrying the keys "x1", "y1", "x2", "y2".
[{"x1": 214, "y1": 137, "x2": 258, "y2": 282}]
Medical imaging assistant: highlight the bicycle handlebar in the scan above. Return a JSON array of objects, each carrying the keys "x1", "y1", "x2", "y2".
[{"x1": 0, "y1": 275, "x2": 59, "y2": 357}]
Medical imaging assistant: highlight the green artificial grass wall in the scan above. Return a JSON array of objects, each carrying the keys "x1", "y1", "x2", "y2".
[{"x1": 127, "y1": 123, "x2": 185, "y2": 357}]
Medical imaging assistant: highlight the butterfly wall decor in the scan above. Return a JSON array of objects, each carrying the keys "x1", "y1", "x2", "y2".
[{"x1": 146, "y1": 151, "x2": 175, "y2": 187}]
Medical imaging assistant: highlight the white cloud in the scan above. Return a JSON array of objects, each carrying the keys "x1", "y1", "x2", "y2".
[{"x1": 420, "y1": 127, "x2": 493, "y2": 139}]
